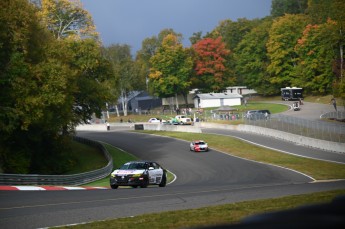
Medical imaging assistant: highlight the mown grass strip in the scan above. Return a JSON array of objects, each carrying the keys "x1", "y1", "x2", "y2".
[
  {"x1": 59, "y1": 189, "x2": 345, "y2": 229},
  {"x1": 140, "y1": 131, "x2": 345, "y2": 180}
]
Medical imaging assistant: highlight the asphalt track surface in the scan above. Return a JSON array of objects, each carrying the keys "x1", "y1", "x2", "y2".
[
  {"x1": 1, "y1": 102, "x2": 345, "y2": 229},
  {"x1": 201, "y1": 128, "x2": 345, "y2": 164}
]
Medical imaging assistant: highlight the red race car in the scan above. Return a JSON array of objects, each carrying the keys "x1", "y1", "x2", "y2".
[{"x1": 189, "y1": 140, "x2": 208, "y2": 152}]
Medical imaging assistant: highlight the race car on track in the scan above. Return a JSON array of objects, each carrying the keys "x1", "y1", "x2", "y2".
[
  {"x1": 110, "y1": 161, "x2": 167, "y2": 189},
  {"x1": 190, "y1": 140, "x2": 208, "y2": 152}
]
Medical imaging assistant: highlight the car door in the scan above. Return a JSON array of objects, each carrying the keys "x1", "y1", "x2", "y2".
[{"x1": 147, "y1": 162, "x2": 162, "y2": 184}]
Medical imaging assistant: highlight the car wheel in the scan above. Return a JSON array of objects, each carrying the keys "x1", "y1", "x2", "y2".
[
  {"x1": 110, "y1": 184, "x2": 118, "y2": 189},
  {"x1": 140, "y1": 178, "x2": 148, "y2": 188},
  {"x1": 159, "y1": 173, "x2": 167, "y2": 187}
]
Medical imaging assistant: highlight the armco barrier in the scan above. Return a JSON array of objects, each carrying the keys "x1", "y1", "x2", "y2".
[{"x1": 0, "y1": 137, "x2": 113, "y2": 186}]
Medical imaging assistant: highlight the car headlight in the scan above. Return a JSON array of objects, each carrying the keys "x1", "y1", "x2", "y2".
[
  {"x1": 132, "y1": 173, "x2": 142, "y2": 178},
  {"x1": 111, "y1": 173, "x2": 115, "y2": 178}
]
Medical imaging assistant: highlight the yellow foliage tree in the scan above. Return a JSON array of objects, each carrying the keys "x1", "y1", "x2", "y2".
[{"x1": 38, "y1": 0, "x2": 98, "y2": 40}]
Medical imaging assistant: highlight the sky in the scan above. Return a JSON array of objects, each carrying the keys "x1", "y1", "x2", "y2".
[{"x1": 80, "y1": 0, "x2": 272, "y2": 55}]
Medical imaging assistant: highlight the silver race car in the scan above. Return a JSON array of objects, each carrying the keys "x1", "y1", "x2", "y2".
[{"x1": 110, "y1": 161, "x2": 167, "y2": 189}]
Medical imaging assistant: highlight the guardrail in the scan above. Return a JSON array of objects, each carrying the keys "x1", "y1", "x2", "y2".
[{"x1": 0, "y1": 136, "x2": 113, "y2": 186}]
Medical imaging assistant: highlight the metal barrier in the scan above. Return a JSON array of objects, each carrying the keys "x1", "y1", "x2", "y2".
[{"x1": 0, "y1": 136, "x2": 113, "y2": 186}]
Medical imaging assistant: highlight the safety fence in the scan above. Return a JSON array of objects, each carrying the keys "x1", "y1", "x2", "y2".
[
  {"x1": 244, "y1": 114, "x2": 345, "y2": 143},
  {"x1": 129, "y1": 108, "x2": 345, "y2": 143},
  {"x1": 0, "y1": 136, "x2": 113, "y2": 186},
  {"x1": 321, "y1": 111, "x2": 345, "y2": 121}
]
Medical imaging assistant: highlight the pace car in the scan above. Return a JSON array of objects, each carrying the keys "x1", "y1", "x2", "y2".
[
  {"x1": 110, "y1": 161, "x2": 167, "y2": 189},
  {"x1": 190, "y1": 140, "x2": 208, "y2": 152}
]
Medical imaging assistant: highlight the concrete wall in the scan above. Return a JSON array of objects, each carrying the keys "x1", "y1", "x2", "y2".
[{"x1": 142, "y1": 123, "x2": 202, "y2": 133}]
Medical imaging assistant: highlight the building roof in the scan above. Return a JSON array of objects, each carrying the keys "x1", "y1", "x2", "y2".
[{"x1": 193, "y1": 93, "x2": 242, "y2": 100}]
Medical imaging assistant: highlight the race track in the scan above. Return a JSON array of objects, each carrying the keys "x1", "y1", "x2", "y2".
[{"x1": 1, "y1": 130, "x2": 345, "y2": 229}]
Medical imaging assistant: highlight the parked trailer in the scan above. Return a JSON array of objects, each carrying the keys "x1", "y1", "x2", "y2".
[{"x1": 281, "y1": 87, "x2": 303, "y2": 101}]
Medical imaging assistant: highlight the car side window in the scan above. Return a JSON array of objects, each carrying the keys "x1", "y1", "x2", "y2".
[{"x1": 152, "y1": 162, "x2": 160, "y2": 169}]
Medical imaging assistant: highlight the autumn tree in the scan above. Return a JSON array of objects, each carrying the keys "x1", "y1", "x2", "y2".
[
  {"x1": 235, "y1": 19, "x2": 274, "y2": 95},
  {"x1": 0, "y1": 0, "x2": 77, "y2": 173},
  {"x1": 211, "y1": 18, "x2": 260, "y2": 52},
  {"x1": 0, "y1": 0, "x2": 112, "y2": 174},
  {"x1": 307, "y1": 0, "x2": 345, "y2": 103},
  {"x1": 294, "y1": 21, "x2": 338, "y2": 94},
  {"x1": 136, "y1": 29, "x2": 183, "y2": 93},
  {"x1": 104, "y1": 44, "x2": 140, "y2": 116},
  {"x1": 266, "y1": 14, "x2": 310, "y2": 91},
  {"x1": 271, "y1": 0, "x2": 308, "y2": 17},
  {"x1": 189, "y1": 31, "x2": 203, "y2": 45},
  {"x1": 149, "y1": 34, "x2": 193, "y2": 106},
  {"x1": 209, "y1": 18, "x2": 261, "y2": 85},
  {"x1": 63, "y1": 38, "x2": 112, "y2": 124},
  {"x1": 192, "y1": 36, "x2": 230, "y2": 92},
  {"x1": 38, "y1": 0, "x2": 98, "y2": 39}
]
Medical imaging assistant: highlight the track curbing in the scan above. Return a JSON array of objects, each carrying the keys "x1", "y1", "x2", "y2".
[{"x1": 0, "y1": 185, "x2": 109, "y2": 191}]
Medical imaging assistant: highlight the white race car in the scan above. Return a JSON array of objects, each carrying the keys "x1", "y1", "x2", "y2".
[
  {"x1": 110, "y1": 161, "x2": 167, "y2": 189},
  {"x1": 190, "y1": 140, "x2": 209, "y2": 152}
]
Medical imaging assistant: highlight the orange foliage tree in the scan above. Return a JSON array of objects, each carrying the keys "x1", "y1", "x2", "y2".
[{"x1": 192, "y1": 36, "x2": 230, "y2": 92}]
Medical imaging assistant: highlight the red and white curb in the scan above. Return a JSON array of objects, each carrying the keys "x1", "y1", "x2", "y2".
[{"x1": 0, "y1": 186, "x2": 109, "y2": 191}]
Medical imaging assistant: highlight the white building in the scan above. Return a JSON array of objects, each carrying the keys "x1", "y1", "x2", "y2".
[
  {"x1": 193, "y1": 93, "x2": 242, "y2": 108},
  {"x1": 225, "y1": 86, "x2": 256, "y2": 95},
  {"x1": 161, "y1": 86, "x2": 254, "y2": 108}
]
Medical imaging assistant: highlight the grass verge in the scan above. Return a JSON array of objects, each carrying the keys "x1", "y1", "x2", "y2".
[
  {"x1": 58, "y1": 189, "x2": 345, "y2": 229},
  {"x1": 65, "y1": 141, "x2": 108, "y2": 175}
]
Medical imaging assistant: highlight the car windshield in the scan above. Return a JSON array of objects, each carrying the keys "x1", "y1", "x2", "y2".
[
  {"x1": 195, "y1": 141, "x2": 205, "y2": 145},
  {"x1": 120, "y1": 162, "x2": 146, "y2": 170}
]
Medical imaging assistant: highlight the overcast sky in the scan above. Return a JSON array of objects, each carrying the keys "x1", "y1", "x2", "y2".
[{"x1": 80, "y1": 0, "x2": 272, "y2": 54}]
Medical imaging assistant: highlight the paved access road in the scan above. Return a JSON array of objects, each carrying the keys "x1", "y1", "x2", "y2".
[{"x1": 1, "y1": 130, "x2": 345, "y2": 229}]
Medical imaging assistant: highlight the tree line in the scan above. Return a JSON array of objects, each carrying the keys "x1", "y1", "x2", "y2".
[
  {"x1": 0, "y1": 0, "x2": 114, "y2": 173},
  {"x1": 140, "y1": 0, "x2": 344, "y2": 101},
  {"x1": 0, "y1": 0, "x2": 344, "y2": 174}
]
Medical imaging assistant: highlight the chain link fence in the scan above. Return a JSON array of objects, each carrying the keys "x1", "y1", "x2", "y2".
[
  {"x1": 186, "y1": 109, "x2": 344, "y2": 143},
  {"x1": 243, "y1": 114, "x2": 345, "y2": 143},
  {"x1": 106, "y1": 107, "x2": 344, "y2": 143}
]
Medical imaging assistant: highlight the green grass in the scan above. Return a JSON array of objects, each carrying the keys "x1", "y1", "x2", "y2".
[
  {"x1": 65, "y1": 141, "x2": 108, "y2": 174},
  {"x1": 241, "y1": 102, "x2": 288, "y2": 113},
  {"x1": 58, "y1": 189, "x2": 345, "y2": 229}
]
